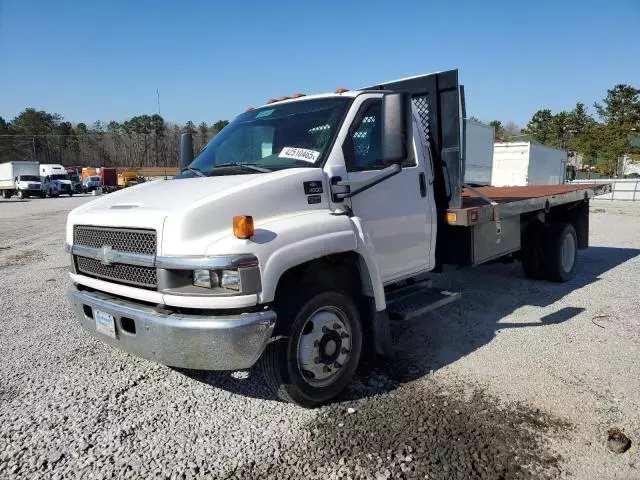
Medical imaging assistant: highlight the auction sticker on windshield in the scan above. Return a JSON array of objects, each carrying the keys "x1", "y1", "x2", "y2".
[{"x1": 279, "y1": 147, "x2": 320, "y2": 163}]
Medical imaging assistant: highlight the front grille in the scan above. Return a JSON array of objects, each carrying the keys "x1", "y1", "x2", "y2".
[
  {"x1": 74, "y1": 226, "x2": 156, "y2": 255},
  {"x1": 76, "y1": 256, "x2": 157, "y2": 289}
]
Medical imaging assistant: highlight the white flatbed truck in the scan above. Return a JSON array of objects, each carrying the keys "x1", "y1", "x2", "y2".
[{"x1": 66, "y1": 70, "x2": 611, "y2": 406}]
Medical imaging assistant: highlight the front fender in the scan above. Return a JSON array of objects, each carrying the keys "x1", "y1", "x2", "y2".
[
  {"x1": 259, "y1": 212, "x2": 358, "y2": 303},
  {"x1": 205, "y1": 211, "x2": 357, "y2": 303}
]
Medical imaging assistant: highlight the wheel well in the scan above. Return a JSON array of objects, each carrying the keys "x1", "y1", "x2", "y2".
[
  {"x1": 520, "y1": 199, "x2": 589, "y2": 250},
  {"x1": 274, "y1": 252, "x2": 364, "y2": 304},
  {"x1": 272, "y1": 252, "x2": 376, "y2": 340}
]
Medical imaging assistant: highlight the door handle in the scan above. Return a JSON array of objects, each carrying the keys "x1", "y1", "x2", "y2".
[{"x1": 418, "y1": 172, "x2": 427, "y2": 197}]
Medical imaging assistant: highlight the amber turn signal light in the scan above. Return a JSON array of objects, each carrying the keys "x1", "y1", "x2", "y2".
[
  {"x1": 446, "y1": 212, "x2": 457, "y2": 223},
  {"x1": 233, "y1": 216, "x2": 254, "y2": 239}
]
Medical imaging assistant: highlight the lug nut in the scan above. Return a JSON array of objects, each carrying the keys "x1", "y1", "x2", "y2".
[
  {"x1": 322, "y1": 326, "x2": 330, "y2": 334},
  {"x1": 333, "y1": 362, "x2": 342, "y2": 369},
  {"x1": 340, "y1": 332, "x2": 349, "y2": 339},
  {"x1": 314, "y1": 357, "x2": 321, "y2": 364},
  {"x1": 313, "y1": 340, "x2": 320, "y2": 347},
  {"x1": 341, "y1": 347, "x2": 349, "y2": 354},
  {"x1": 323, "y1": 366, "x2": 331, "y2": 373},
  {"x1": 333, "y1": 323, "x2": 341, "y2": 330}
]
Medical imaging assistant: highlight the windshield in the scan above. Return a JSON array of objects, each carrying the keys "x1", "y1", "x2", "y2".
[
  {"x1": 19, "y1": 175, "x2": 39, "y2": 182},
  {"x1": 180, "y1": 97, "x2": 351, "y2": 178},
  {"x1": 51, "y1": 174, "x2": 69, "y2": 181},
  {"x1": 89, "y1": 176, "x2": 101, "y2": 181},
  {"x1": 69, "y1": 174, "x2": 80, "y2": 182}
]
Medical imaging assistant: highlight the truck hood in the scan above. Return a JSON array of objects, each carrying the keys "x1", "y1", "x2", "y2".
[{"x1": 67, "y1": 168, "x2": 330, "y2": 255}]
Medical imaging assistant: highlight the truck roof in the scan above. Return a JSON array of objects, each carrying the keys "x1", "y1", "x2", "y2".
[{"x1": 255, "y1": 91, "x2": 360, "y2": 109}]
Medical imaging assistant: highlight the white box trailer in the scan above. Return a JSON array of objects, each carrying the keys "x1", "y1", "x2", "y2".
[
  {"x1": 0, "y1": 161, "x2": 44, "y2": 199},
  {"x1": 463, "y1": 119, "x2": 495, "y2": 185},
  {"x1": 492, "y1": 142, "x2": 568, "y2": 187}
]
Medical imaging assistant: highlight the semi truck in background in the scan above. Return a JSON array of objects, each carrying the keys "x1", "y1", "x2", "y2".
[
  {"x1": 81, "y1": 168, "x2": 98, "y2": 184},
  {"x1": 66, "y1": 167, "x2": 84, "y2": 193},
  {"x1": 41, "y1": 164, "x2": 74, "y2": 196},
  {"x1": 65, "y1": 69, "x2": 611, "y2": 407},
  {"x1": 84, "y1": 175, "x2": 103, "y2": 192},
  {"x1": 99, "y1": 167, "x2": 118, "y2": 192},
  {"x1": 0, "y1": 161, "x2": 45, "y2": 199}
]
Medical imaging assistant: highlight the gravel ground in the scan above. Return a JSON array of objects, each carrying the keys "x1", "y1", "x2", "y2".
[{"x1": 0, "y1": 195, "x2": 638, "y2": 479}]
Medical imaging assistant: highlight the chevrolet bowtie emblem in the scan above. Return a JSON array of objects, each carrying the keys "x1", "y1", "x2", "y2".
[{"x1": 99, "y1": 245, "x2": 114, "y2": 266}]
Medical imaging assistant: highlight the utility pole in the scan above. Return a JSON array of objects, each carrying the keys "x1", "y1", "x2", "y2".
[{"x1": 157, "y1": 89, "x2": 166, "y2": 180}]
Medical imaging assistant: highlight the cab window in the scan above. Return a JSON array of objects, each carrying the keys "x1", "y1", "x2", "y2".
[{"x1": 344, "y1": 100, "x2": 415, "y2": 172}]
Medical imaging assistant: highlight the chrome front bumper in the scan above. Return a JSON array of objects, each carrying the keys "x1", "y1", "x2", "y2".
[{"x1": 68, "y1": 286, "x2": 276, "y2": 370}]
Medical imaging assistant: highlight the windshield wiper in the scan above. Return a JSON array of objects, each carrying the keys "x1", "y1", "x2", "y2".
[
  {"x1": 214, "y1": 162, "x2": 271, "y2": 173},
  {"x1": 182, "y1": 167, "x2": 205, "y2": 177}
]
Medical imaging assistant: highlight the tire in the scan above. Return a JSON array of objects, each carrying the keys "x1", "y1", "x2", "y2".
[
  {"x1": 521, "y1": 223, "x2": 545, "y2": 280},
  {"x1": 39, "y1": 193, "x2": 46, "y2": 199},
  {"x1": 17, "y1": 190, "x2": 25, "y2": 200},
  {"x1": 261, "y1": 288, "x2": 363, "y2": 408},
  {"x1": 543, "y1": 223, "x2": 577, "y2": 282},
  {"x1": 69, "y1": 191, "x2": 73, "y2": 197}
]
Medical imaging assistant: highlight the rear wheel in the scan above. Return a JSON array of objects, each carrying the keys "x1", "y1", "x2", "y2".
[
  {"x1": 543, "y1": 223, "x2": 577, "y2": 282},
  {"x1": 261, "y1": 289, "x2": 363, "y2": 407}
]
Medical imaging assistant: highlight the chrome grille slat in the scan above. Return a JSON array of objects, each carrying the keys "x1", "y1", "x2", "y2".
[
  {"x1": 74, "y1": 226, "x2": 156, "y2": 255},
  {"x1": 76, "y1": 257, "x2": 157, "y2": 289},
  {"x1": 73, "y1": 226, "x2": 158, "y2": 289}
]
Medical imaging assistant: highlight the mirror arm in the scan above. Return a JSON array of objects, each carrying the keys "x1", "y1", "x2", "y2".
[{"x1": 331, "y1": 164, "x2": 401, "y2": 199}]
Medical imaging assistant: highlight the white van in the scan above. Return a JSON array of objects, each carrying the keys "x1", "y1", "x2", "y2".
[{"x1": 40, "y1": 164, "x2": 73, "y2": 196}]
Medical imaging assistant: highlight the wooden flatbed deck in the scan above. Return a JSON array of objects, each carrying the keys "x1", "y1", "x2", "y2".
[
  {"x1": 447, "y1": 183, "x2": 612, "y2": 226},
  {"x1": 461, "y1": 184, "x2": 598, "y2": 208}
]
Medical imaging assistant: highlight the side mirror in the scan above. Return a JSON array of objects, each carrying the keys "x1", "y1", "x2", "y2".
[
  {"x1": 180, "y1": 133, "x2": 194, "y2": 171},
  {"x1": 381, "y1": 91, "x2": 412, "y2": 165}
]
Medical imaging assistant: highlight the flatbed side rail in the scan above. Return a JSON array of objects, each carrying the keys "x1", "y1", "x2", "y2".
[{"x1": 446, "y1": 183, "x2": 612, "y2": 227}]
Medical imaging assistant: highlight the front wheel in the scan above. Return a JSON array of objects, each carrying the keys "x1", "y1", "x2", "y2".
[
  {"x1": 17, "y1": 190, "x2": 25, "y2": 199},
  {"x1": 261, "y1": 289, "x2": 363, "y2": 407}
]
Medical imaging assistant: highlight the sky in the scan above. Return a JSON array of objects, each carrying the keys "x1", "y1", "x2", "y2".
[{"x1": 1, "y1": 0, "x2": 638, "y2": 128}]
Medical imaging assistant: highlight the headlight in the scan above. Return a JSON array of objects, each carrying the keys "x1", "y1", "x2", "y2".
[
  {"x1": 193, "y1": 269, "x2": 219, "y2": 288},
  {"x1": 220, "y1": 270, "x2": 241, "y2": 291}
]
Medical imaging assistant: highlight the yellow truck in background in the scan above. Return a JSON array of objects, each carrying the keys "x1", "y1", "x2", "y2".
[{"x1": 118, "y1": 170, "x2": 138, "y2": 188}]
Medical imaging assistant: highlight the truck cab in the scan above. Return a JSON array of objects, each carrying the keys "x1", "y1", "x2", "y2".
[
  {"x1": 66, "y1": 70, "x2": 607, "y2": 406},
  {"x1": 15, "y1": 174, "x2": 44, "y2": 199},
  {"x1": 83, "y1": 175, "x2": 103, "y2": 192},
  {"x1": 41, "y1": 164, "x2": 73, "y2": 196},
  {"x1": 117, "y1": 170, "x2": 138, "y2": 188}
]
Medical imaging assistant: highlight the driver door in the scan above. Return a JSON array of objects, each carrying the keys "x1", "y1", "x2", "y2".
[{"x1": 345, "y1": 99, "x2": 433, "y2": 283}]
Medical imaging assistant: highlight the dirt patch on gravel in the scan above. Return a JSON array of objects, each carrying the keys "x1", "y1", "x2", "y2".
[
  {"x1": 224, "y1": 378, "x2": 570, "y2": 479},
  {"x1": 0, "y1": 249, "x2": 46, "y2": 269}
]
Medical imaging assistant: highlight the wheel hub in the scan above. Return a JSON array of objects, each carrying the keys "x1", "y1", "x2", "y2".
[{"x1": 297, "y1": 307, "x2": 352, "y2": 387}]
